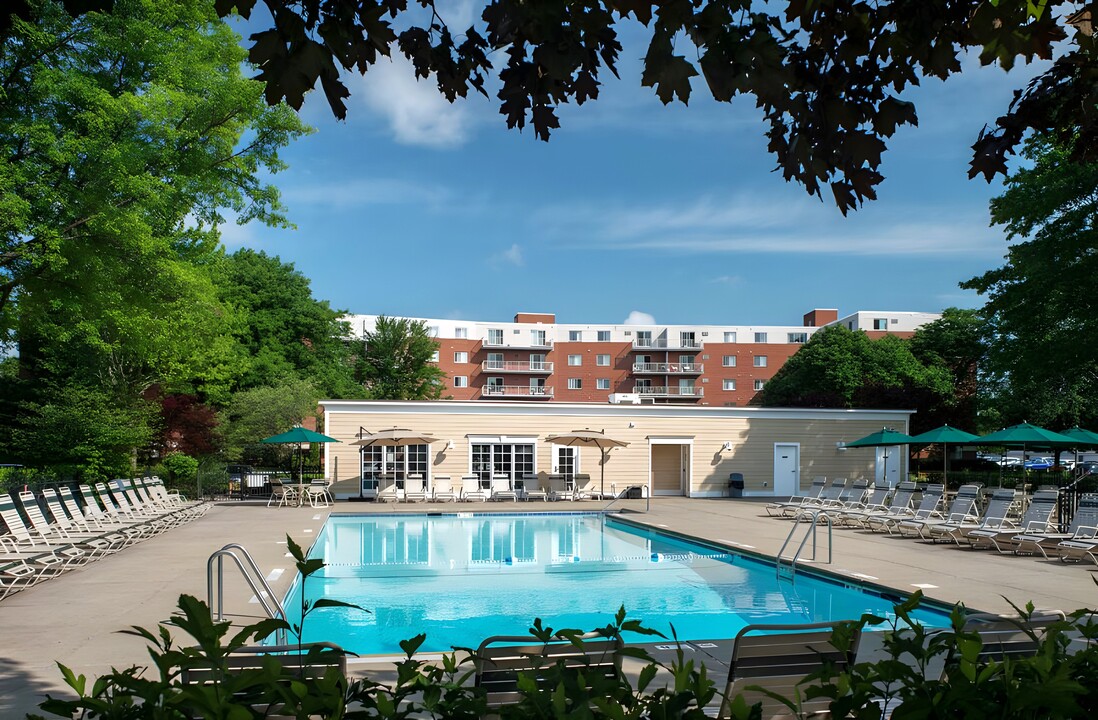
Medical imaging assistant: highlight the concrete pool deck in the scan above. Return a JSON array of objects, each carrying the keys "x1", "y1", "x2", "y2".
[{"x1": 2, "y1": 496, "x2": 1096, "y2": 716}]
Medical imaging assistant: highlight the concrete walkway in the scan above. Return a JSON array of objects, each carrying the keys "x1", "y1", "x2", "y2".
[{"x1": 2, "y1": 496, "x2": 1095, "y2": 717}]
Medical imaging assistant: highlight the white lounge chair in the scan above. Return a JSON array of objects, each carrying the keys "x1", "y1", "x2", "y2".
[
  {"x1": 490, "y1": 474, "x2": 517, "y2": 501},
  {"x1": 522, "y1": 475, "x2": 547, "y2": 501},
  {"x1": 431, "y1": 476, "x2": 458, "y2": 502},
  {"x1": 1011, "y1": 493, "x2": 1098, "y2": 558},
  {"x1": 923, "y1": 488, "x2": 1018, "y2": 544},
  {"x1": 967, "y1": 490, "x2": 1059, "y2": 552},
  {"x1": 862, "y1": 483, "x2": 942, "y2": 533},
  {"x1": 895, "y1": 484, "x2": 983, "y2": 538},
  {"x1": 461, "y1": 475, "x2": 488, "y2": 502},
  {"x1": 403, "y1": 475, "x2": 427, "y2": 502},
  {"x1": 765, "y1": 476, "x2": 827, "y2": 517}
]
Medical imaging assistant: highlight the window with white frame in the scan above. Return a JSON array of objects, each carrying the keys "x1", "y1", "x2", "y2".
[
  {"x1": 454, "y1": 327, "x2": 468, "y2": 338},
  {"x1": 723, "y1": 379, "x2": 736, "y2": 391},
  {"x1": 787, "y1": 332, "x2": 808, "y2": 343},
  {"x1": 597, "y1": 330, "x2": 611, "y2": 342},
  {"x1": 754, "y1": 332, "x2": 768, "y2": 343},
  {"x1": 531, "y1": 329, "x2": 547, "y2": 346},
  {"x1": 723, "y1": 331, "x2": 737, "y2": 342},
  {"x1": 486, "y1": 352, "x2": 504, "y2": 370},
  {"x1": 569, "y1": 330, "x2": 582, "y2": 341},
  {"x1": 596, "y1": 354, "x2": 610, "y2": 366},
  {"x1": 754, "y1": 379, "x2": 765, "y2": 391},
  {"x1": 430, "y1": 350, "x2": 440, "y2": 362},
  {"x1": 454, "y1": 351, "x2": 468, "y2": 363},
  {"x1": 873, "y1": 318, "x2": 888, "y2": 330},
  {"x1": 567, "y1": 378, "x2": 582, "y2": 390},
  {"x1": 568, "y1": 354, "x2": 582, "y2": 366},
  {"x1": 487, "y1": 328, "x2": 503, "y2": 345},
  {"x1": 454, "y1": 376, "x2": 468, "y2": 388},
  {"x1": 722, "y1": 355, "x2": 737, "y2": 367},
  {"x1": 596, "y1": 378, "x2": 610, "y2": 390},
  {"x1": 754, "y1": 355, "x2": 768, "y2": 367}
]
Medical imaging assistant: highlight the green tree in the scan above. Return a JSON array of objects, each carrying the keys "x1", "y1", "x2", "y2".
[
  {"x1": 759, "y1": 326, "x2": 952, "y2": 433},
  {"x1": 218, "y1": 378, "x2": 319, "y2": 463},
  {"x1": 360, "y1": 316, "x2": 445, "y2": 400},
  {"x1": 961, "y1": 136, "x2": 1098, "y2": 428},
  {"x1": 908, "y1": 308, "x2": 986, "y2": 431},
  {"x1": 0, "y1": 0, "x2": 307, "y2": 471},
  {"x1": 215, "y1": 249, "x2": 359, "y2": 398}
]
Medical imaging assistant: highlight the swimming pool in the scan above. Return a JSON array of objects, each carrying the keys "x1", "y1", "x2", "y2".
[{"x1": 282, "y1": 512, "x2": 951, "y2": 655}]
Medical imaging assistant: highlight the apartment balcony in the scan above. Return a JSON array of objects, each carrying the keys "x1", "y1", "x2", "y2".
[
  {"x1": 481, "y1": 360, "x2": 554, "y2": 373},
  {"x1": 631, "y1": 338, "x2": 703, "y2": 351},
  {"x1": 633, "y1": 385, "x2": 704, "y2": 399},
  {"x1": 632, "y1": 362, "x2": 704, "y2": 374},
  {"x1": 482, "y1": 385, "x2": 554, "y2": 399},
  {"x1": 482, "y1": 338, "x2": 554, "y2": 350}
]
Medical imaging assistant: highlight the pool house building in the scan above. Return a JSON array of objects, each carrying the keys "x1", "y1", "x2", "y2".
[{"x1": 319, "y1": 400, "x2": 912, "y2": 500}]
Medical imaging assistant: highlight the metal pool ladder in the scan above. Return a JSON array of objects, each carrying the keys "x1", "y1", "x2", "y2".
[
  {"x1": 776, "y1": 510, "x2": 833, "y2": 582},
  {"x1": 207, "y1": 543, "x2": 289, "y2": 644}
]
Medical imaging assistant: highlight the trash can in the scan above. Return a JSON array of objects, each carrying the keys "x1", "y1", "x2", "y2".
[{"x1": 728, "y1": 473, "x2": 745, "y2": 498}]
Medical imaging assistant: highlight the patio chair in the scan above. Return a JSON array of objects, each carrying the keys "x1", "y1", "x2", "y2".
[
  {"x1": 39, "y1": 488, "x2": 127, "y2": 556},
  {"x1": 716, "y1": 621, "x2": 861, "y2": 719},
  {"x1": 57, "y1": 485, "x2": 145, "y2": 544},
  {"x1": 375, "y1": 480, "x2": 402, "y2": 503},
  {"x1": 922, "y1": 488, "x2": 1018, "y2": 544},
  {"x1": 777, "y1": 478, "x2": 849, "y2": 519},
  {"x1": 863, "y1": 483, "x2": 944, "y2": 533},
  {"x1": 0, "y1": 494, "x2": 87, "y2": 570},
  {"x1": 306, "y1": 480, "x2": 333, "y2": 507},
  {"x1": 475, "y1": 631, "x2": 623, "y2": 707},
  {"x1": 792, "y1": 478, "x2": 867, "y2": 521},
  {"x1": 402, "y1": 475, "x2": 427, "y2": 502},
  {"x1": 966, "y1": 490, "x2": 1059, "y2": 552},
  {"x1": 764, "y1": 476, "x2": 827, "y2": 517},
  {"x1": 833, "y1": 484, "x2": 891, "y2": 526},
  {"x1": 959, "y1": 610, "x2": 1066, "y2": 661},
  {"x1": 1010, "y1": 493, "x2": 1098, "y2": 558},
  {"x1": 894, "y1": 484, "x2": 982, "y2": 538},
  {"x1": 491, "y1": 474, "x2": 518, "y2": 501},
  {"x1": 461, "y1": 475, "x2": 488, "y2": 502},
  {"x1": 547, "y1": 474, "x2": 573, "y2": 501},
  {"x1": 431, "y1": 476, "x2": 458, "y2": 502},
  {"x1": 573, "y1": 473, "x2": 598, "y2": 500},
  {"x1": 268, "y1": 481, "x2": 299, "y2": 508},
  {"x1": 522, "y1": 474, "x2": 548, "y2": 501},
  {"x1": 840, "y1": 481, "x2": 913, "y2": 528}
]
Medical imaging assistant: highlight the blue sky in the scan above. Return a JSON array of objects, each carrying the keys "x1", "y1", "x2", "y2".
[{"x1": 224, "y1": 5, "x2": 1043, "y2": 327}]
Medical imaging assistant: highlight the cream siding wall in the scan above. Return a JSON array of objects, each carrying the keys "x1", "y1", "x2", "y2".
[{"x1": 321, "y1": 401, "x2": 908, "y2": 498}]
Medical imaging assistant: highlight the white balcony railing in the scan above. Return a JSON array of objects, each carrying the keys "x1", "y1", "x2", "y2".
[
  {"x1": 481, "y1": 360, "x2": 554, "y2": 373},
  {"x1": 632, "y1": 385, "x2": 704, "y2": 398},
  {"x1": 483, "y1": 338, "x2": 553, "y2": 349},
  {"x1": 631, "y1": 338, "x2": 703, "y2": 350},
  {"x1": 482, "y1": 385, "x2": 554, "y2": 398},
  {"x1": 632, "y1": 362, "x2": 703, "y2": 374}
]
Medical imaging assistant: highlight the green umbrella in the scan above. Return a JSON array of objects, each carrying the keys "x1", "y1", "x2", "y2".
[
  {"x1": 975, "y1": 422, "x2": 1076, "y2": 447},
  {"x1": 908, "y1": 424, "x2": 979, "y2": 484},
  {"x1": 260, "y1": 427, "x2": 339, "y2": 445},
  {"x1": 260, "y1": 427, "x2": 340, "y2": 502},
  {"x1": 1056, "y1": 427, "x2": 1098, "y2": 472},
  {"x1": 845, "y1": 428, "x2": 915, "y2": 487},
  {"x1": 976, "y1": 422, "x2": 1076, "y2": 487}
]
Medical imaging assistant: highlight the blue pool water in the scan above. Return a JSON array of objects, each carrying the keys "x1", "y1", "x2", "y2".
[{"x1": 282, "y1": 513, "x2": 951, "y2": 655}]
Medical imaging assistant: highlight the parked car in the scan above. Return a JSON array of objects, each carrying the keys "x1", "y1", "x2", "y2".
[
  {"x1": 997, "y1": 456, "x2": 1023, "y2": 467},
  {"x1": 1023, "y1": 457, "x2": 1054, "y2": 471},
  {"x1": 1077, "y1": 461, "x2": 1098, "y2": 476}
]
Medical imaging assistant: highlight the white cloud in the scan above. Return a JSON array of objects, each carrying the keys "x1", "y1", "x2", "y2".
[
  {"x1": 355, "y1": 53, "x2": 474, "y2": 148},
  {"x1": 709, "y1": 275, "x2": 741, "y2": 285},
  {"x1": 624, "y1": 311, "x2": 656, "y2": 325},
  {"x1": 216, "y1": 221, "x2": 261, "y2": 249},
  {"x1": 283, "y1": 177, "x2": 451, "y2": 210},
  {"x1": 535, "y1": 192, "x2": 1006, "y2": 258},
  {"x1": 491, "y1": 243, "x2": 524, "y2": 267}
]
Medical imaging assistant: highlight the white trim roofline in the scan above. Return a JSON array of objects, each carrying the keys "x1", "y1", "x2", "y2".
[{"x1": 318, "y1": 399, "x2": 913, "y2": 422}]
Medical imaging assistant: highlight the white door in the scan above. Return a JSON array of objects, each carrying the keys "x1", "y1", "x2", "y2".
[
  {"x1": 773, "y1": 444, "x2": 800, "y2": 496},
  {"x1": 876, "y1": 446, "x2": 901, "y2": 487}
]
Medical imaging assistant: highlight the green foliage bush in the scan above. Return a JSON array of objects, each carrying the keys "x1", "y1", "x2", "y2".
[
  {"x1": 28, "y1": 542, "x2": 1098, "y2": 720},
  {"x1": 159, "y1": 453, "x2": 199, "y2": 490}
]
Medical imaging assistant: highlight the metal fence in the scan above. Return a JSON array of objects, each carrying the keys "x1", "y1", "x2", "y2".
[{"x1": 227, "y1": 466, "x2": 325, "y2": 500}]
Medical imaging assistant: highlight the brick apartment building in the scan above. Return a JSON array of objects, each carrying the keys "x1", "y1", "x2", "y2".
[{"x1": 347, "y1": 308, "x2": 940, "y2": 407}]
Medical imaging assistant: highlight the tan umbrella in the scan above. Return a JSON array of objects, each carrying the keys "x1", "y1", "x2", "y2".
[
  {"x1": 352, "y1": 427, "x2": 440, "y2": 446},
  {"x1": 353, "y1": 428, "x2": 440, "y2": 500},
  {"x1": 544, "y1": 429, "x2": 630, "y2": 499}
]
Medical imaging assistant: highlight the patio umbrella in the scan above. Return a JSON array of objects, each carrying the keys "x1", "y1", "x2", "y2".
[
  {"x1": 908, "y1": 424, "x2": 979, "y2": 485},
  {"x1": 1053, "y1": 426, "x2": 1098, "y2": 472},
  {"x1": 545, "y1": 429, "x2": 630, "y2": 499},
  {"x1": 260, "y1": 427, "x2": 340, "y2": 500},
  {"x1": 845, "y1": 428, "x2": 915, "y2": 487},
  {"x1": 975, "y1": 422, "x2": 1077, "y2": 486},
  {"x1": 353, "y1": 428, "x2": 441, "y2": 499}
]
